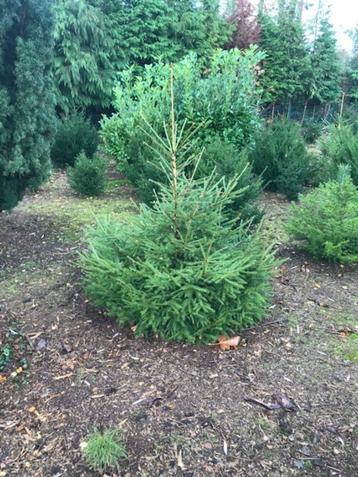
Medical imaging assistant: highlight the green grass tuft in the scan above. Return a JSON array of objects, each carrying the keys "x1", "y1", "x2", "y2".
[
  {"x1": 341, "y1": 334, "x2": 358, "y2": 363},
  {"x1": 83, "y1": 429, "x2": 127, "y2": 473}
]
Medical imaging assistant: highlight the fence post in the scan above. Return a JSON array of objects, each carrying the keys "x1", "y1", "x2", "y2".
[
  {"x1": 271, "y1": 103, "x2": 275, "y2": 120},
  {"x1": 301, "y1": 100, "x2": 308, "y2": 125},
  {"x1": 339, "y1": 92, "x2": 346, "y2": 119}
]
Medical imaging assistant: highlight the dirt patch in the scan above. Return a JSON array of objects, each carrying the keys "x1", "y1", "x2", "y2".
[{"x1": 0, "y1": 177, "x2": 357, "y2": 477}]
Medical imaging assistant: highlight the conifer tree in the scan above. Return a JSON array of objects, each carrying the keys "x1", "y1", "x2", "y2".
[
  {"x1": 82, "y1": 73, "x2": 275, "y2": 343},
  {"x1": 54, "y1": 0, "x2": 229, "y2": 113},
  {"x1": 0, "y1": 0, "x2": 56, "y2": 211},
  {"x1": 347, "y1": 25, "x2": 358, "y2": 101},
  {"x1": 54, "y1": 0, "x2": 121, "y2": 115},
  {"x1": 309, "y1": 16, "x2": 341, "y2": 104},
  {"x1": 258, "y1": 0, "x2": 310, "y2": 107}
]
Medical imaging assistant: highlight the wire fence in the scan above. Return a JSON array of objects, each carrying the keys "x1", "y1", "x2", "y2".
[{"x1": 261, "y1": 94, "x2": 358, "y2": 124}]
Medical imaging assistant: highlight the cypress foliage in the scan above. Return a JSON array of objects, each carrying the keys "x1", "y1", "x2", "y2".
[
  {"x1": 347, "y1": 26, "x2": 358, "y2": 102},
  {"x1": 250, "y1": 119, "x2": 311, "y2": 199},
  {"x1": 0, "y1": 0, "x2": 56, "y2": 211},
  {"x1": 54, "y1": 0, "x2": 120, "y2": 115},
  {"x1": 54, "y1": 0, "x2": 229, "y2": 113}
]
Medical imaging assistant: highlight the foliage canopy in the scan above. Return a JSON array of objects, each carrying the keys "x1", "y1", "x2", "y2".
[
  {"x1": 287, "y1": 167, "x2": 358, "y2": 264},
  {"x1": 101, "y1": 48, "x2": 264, "y2": 203},
  {"x1": 250, "y1": 119, "x2": 311, "y2": 199},
  {"x1": 0, "y1": 0, "x2": 56, "y2": 211}
]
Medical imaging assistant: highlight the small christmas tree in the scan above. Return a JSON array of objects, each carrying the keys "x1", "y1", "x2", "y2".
[{"x1": 81, "y1": 72, "x2": 276, "y2": 343}]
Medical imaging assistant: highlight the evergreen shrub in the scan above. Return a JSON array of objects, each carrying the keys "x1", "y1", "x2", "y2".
[
  {"x1": 82, "y1": 91, "x2": 276, "y2": 343},
  {"x1": 0, "y1": 0, "x2": 56, "y2": 211},
  {"x1": 67, "y1": 152, "x2": 106, "y2": 197},
  {"x1": 199, "y1": 137, "x2": 263, "y2": 222},
  {"x1": 51, "y1": 114, "x2": 99, "y2": 168},
  {"x1": 250, "y1": 119, "x2": 311, "y2": 199},
  {"x1": 301, "y1": 119, "x2": 323, "y2": 144},
  {"x1": 100, "y1": 48, "x2": 264, "y2": 207},
  {"x1": 321, "y1": 124, "x2": 358, "y2": 185},
  {"x1": 307, "y1": 151, "x2": 334, "y2": 187},
  {"x1": 286, "y1": 166, "x2": 358, "y2": 264}
]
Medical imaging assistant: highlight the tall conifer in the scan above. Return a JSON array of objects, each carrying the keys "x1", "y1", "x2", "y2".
[{"x1": 0, "y1": 0, "x2": 56, "y2": 210}]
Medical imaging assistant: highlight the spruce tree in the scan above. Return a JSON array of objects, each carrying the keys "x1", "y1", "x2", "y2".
[
  {"x1": 0, "y1": 0, "x2": 56, "y2": 211},
  {"x1": 82, "y1": 74, "x2": 276, "y2": 343},
  {"x1": 309, "y1": 16, "x2": 341, "y2": 104}
]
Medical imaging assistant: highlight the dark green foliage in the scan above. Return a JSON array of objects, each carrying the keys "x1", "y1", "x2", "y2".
[
  {"x1": 341, "y1": 107, "x2": 358, "y2": 134},
  {"x1": 101, "y1": 48, "x2": 263, "y2": 205},
  {"x1": 110, "y1": 0, "x2": 229, "y2": 66},
  {"x1": 287, "y1": 167, "x2": 358, "y2": 264},
  {"x1": 54, "y1": 0, "x2": 229, "y2": 113},
  {"x1": 301, "y1": 119, "x2": 323, "y2": 144},
  {"x1": 321, "y1": 124, "x2": 358, "y2": 186},
  {"x1": 346, "y1": 26, "x2": 358, "y2": 102},
  {"x1": 309, "y1": 17, "x2": 341, "y2": 104},
  {"x1": 51, "y1": 114, "x2": 99, "y2": 168},
  {"x1": 0, "y1": 0, "x2": 56, "y2": 211},
  {"x1": 83, "y1": 429, "x2": 126, "y2": 473},
  {"x1": 82, "y1": 98, "x2": 276, "y2": 343},
  {"x1": 258, "y1": 1, "x2": 310, "y2": 105},
  {"x1": 0, "y1": 176, "x2": 27, "y2": 211},
  {"x1": 54, "y1": 0, "x2": 120, "y2": 114},
  {"x1": 0, "y1": 343, "x2": 13, "y2": 372},
  {"x1": 250, "y1": 119, "x2": 310, "y2": 199},
  {"x1": 256, "y1": 2, "x2": 341, "y2": 110},
  {"x1": 68, "y1": 152, "x2": 106, "y2": 197},
  {"x1": 307, "y1": 152, "x2": 333, "y2": 188},
  {"x1": 199, "y1": 137, "x2": 263, "y2": 222}
]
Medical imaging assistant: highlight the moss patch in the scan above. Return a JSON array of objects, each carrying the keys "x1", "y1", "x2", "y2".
[
  {"x1": 334, "y1": 333, "x2": 358, "y2": 363},
  {"x1": 23, "y1": 197, "x2": 135, "y2": 239}
]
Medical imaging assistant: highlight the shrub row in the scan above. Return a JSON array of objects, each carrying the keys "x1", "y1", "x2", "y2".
[{"x1": 51, "y1": 113, "x2": 106, "y2": 197}]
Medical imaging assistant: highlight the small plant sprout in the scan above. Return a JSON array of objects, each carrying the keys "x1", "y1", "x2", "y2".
[{"x1": 82, "y1": 429, "x2": 127, "y2": 473}]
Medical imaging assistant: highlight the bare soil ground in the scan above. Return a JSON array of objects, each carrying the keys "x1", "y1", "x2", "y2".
[{"x1": 0, "y1": 174, "x2": 357, "y2": 477}]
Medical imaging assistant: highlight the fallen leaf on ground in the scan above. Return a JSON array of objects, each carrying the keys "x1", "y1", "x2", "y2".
[{"x1": 217, "y1": 336, "x2": 241, "y2": 351}]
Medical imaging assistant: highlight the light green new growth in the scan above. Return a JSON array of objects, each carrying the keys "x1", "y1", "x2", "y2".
[{"x1": 83, "y1": 429, "x2": 126, "y2": 473}]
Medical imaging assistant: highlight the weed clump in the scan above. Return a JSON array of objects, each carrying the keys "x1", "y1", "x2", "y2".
[{"x1": 82, "y1": 429, "x2": 126, "y2": 473}]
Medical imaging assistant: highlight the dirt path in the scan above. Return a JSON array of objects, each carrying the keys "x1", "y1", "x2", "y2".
[{"x1": 0, "y1": 175, "x2": 357, "y2": 477}]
